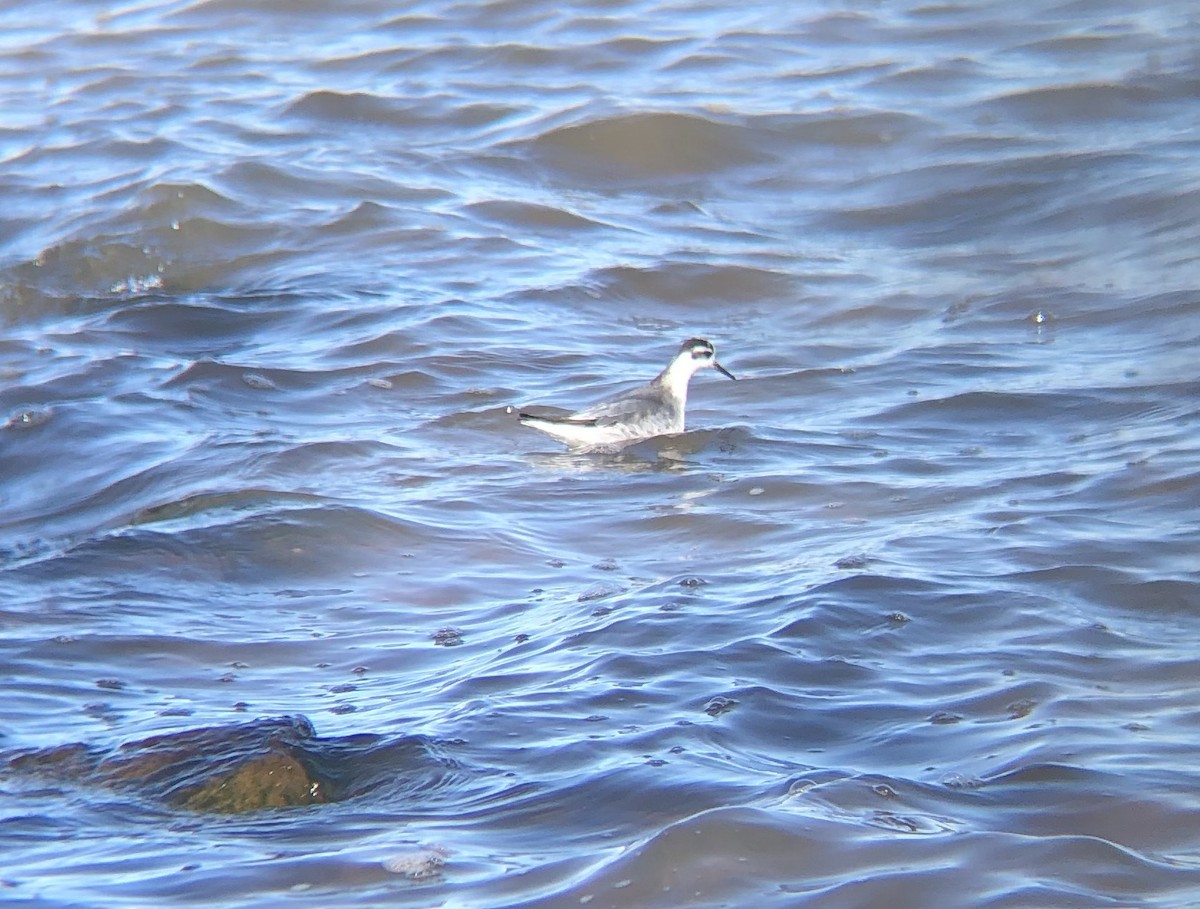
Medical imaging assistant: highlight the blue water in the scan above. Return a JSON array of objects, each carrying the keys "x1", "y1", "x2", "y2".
[{"x1": 2, "y1": 1, "x2": 1199, "y2": 906}]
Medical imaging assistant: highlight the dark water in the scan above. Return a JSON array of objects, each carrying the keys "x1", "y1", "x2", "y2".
[{"x1": 2, "y1": 0, "x2": 1200, "y2": 905}]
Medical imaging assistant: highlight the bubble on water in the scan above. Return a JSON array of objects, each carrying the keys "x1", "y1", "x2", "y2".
[
  {"x1": 241, "y1": 372, "x2": 276, "y2": 390},
  {"x1": 1005, "y1": 697, "x2": 1037, "y2": 719},
  {"x1": 432, "y1": 627, "x2": 464, "y2": 646},
  {"x1": 110, "y1": 273, "x2": 164, "y2": 294},
  {"x1": 578, "y1": 582, "x2": 622, "y2": 602},
  {"x1": 5, "y1": 407, "x2": 52, "y2": 429},
  {"x1": 940, "y1": 772, "x2": 985, "y2": 790},
  {"x1": 788, "y1": 778, "x2": 817, "y2": 796},
  {"x1": 703, "y1": 695, "x2": 737, "y2": 717},
  {"x1": 367, "y1": 377, "x2": 393, "y2": 389},
  {"x1": 928, "y1": 711, "x2": 962, "y2": 725},
  {"x1": 834, "y1": 554, "x2": 871, "y2": 570},
  {"x1": 382, "y1": 845, "x2": 451, "y2": 880}
]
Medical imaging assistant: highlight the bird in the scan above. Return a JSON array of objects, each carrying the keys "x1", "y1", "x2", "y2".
[{"x1": 516, "y1": 337, "x2": 736, "y2": 451}]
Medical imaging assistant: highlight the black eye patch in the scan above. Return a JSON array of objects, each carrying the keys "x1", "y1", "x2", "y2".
[{"x1": 691, "y1": 347, "x2": 713, "y2": 359}]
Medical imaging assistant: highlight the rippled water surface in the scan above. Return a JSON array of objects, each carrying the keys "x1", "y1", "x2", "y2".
[{"x1": 2, "y1": 0, "x2": 1200, "y2": 906}]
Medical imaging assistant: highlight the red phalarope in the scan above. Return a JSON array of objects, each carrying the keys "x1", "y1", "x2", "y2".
[{"x1": 517, "y1": 337, "x2": 736, "y2": 451}]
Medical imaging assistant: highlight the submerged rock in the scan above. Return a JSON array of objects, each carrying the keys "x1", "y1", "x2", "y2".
[
  {"x1": 8, "y1": 715, "x2": 330, "y2": 812},
  {"x1": 181, "y1": 750, "x2": 324, "y2": 812}
]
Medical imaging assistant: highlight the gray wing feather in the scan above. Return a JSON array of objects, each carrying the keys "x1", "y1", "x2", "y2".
[{"x1": 571, "y1": 386, "x2": 671, "y2": 425}]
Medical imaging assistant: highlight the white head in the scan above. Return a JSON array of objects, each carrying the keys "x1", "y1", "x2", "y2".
[{"x1": 675, "y1": 337, "x2": 736, "y2": 381}]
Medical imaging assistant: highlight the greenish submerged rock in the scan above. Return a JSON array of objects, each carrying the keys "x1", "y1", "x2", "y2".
[{"x1": 7, "y1": 715, "x2": 330, "y2": 813}]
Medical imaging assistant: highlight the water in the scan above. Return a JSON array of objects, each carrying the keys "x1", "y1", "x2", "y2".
[{"x1": 2, "y1": 0, "x2": 1199, "y2": 905}]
